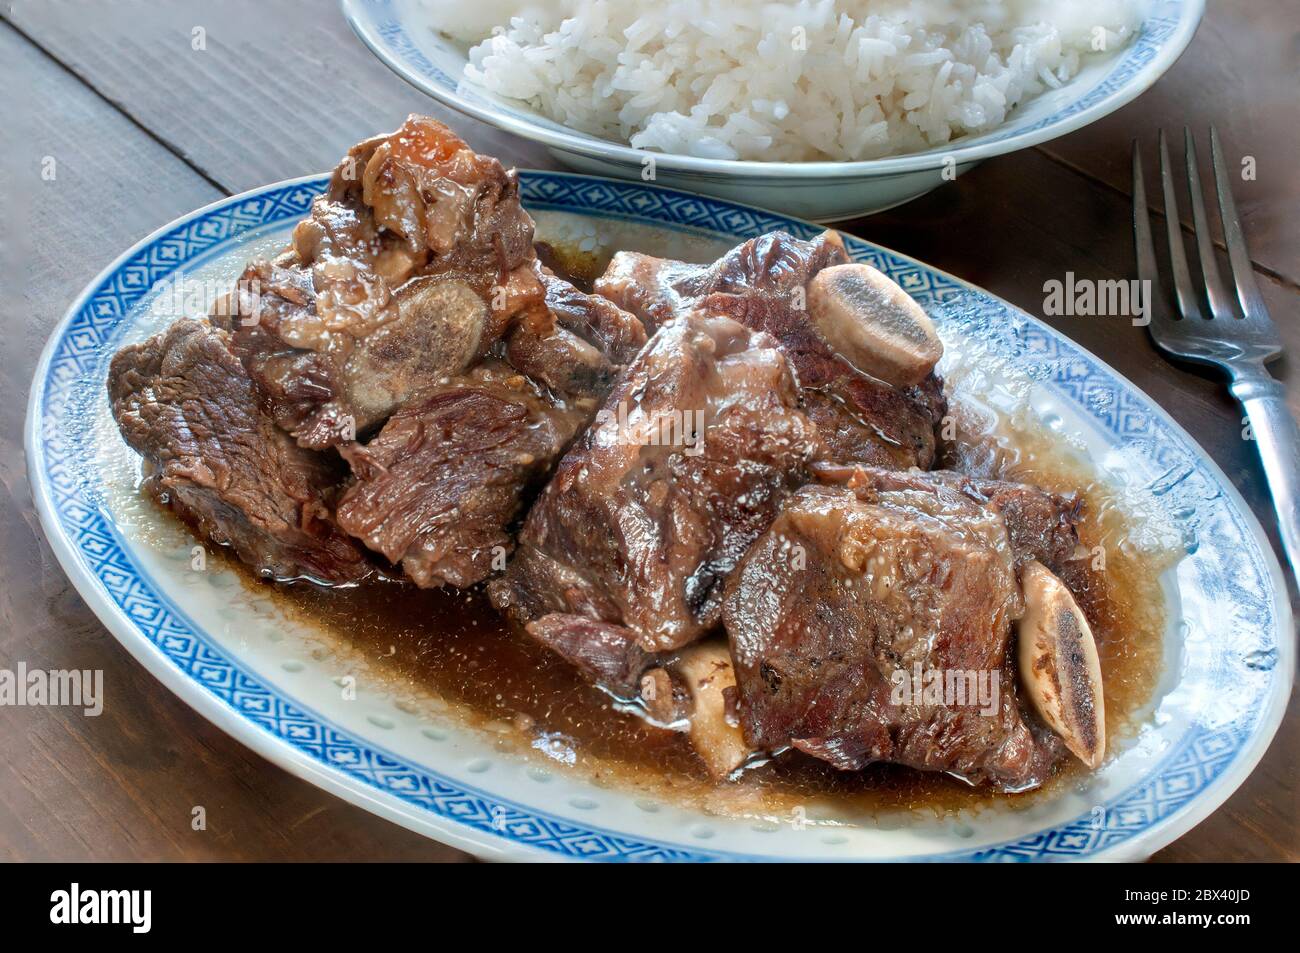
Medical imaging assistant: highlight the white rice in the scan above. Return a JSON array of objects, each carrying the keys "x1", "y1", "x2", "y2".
[{"x1": 418, "y1": 0, "x2": 1145, "y2": 161}]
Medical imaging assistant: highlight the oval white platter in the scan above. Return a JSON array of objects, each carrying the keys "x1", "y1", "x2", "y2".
[
  {"x1": 27, "y1": 171, "x2": 1292, "y2": 862},
  {"x1": 341, "y1": 0, "x2": 1205, "y2": 220}
]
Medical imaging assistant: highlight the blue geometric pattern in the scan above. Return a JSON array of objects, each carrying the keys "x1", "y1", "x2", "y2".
[
  {"x1": 32, "y1": 171, "x2": 1284, "y2": 861},
  {"x1": 350, "y1": 0, "x2": 1193, "y2": 159},
  {"x1": 974, "y1": 15, "x2": 1179, "y2": 147},
  {"x1": 374, "y1": 18, "x2": 455, "y2": 89}
]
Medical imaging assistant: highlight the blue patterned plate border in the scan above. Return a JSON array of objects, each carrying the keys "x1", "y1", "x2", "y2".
[
  {"x1": 27, "y1": 171, "x2": 1292, "y2": 862},
  {"x1": 341, "y1": 0, "x2": 1204, "y2": 177}
]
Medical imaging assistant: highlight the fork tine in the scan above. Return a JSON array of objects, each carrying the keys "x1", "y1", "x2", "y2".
[
  {"x1": 1210, "y1": 126, "x2": 1269, "y2": 323},
  {"x1": 1132, "y1": 140, "x2": 1162, "y2": 327},
  {"x1": 1183, "y1": 127, "x2": 1236, "y2": 319},
  {"x1": 1158, "y1": 130, "x2": 1202, "y2": 320}
]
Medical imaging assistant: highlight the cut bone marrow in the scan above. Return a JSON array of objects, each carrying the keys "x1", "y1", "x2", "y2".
[
  {"x1": 674, "y1": 643, "x2": 752, "y2": 779},
  {"x1": 104, "y1": 114, "x2": 1125, "y2": 797},
  {"x1": 806, "y1": 263, "x2": 942, "y2": 387},
  {"x1": 1016, "y1": 560, "x2": 1106, "y2": 769},
  {"x1": 338, "y1": 276, "x2": 489, "y2": 429}
]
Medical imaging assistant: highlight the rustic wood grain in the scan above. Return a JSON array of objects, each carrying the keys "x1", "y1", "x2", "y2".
[
  {"x1": 0, "y1": 20, "x2": 470, "y2": 862},
  {"x1": 5, "y1": 0, "x2": 555, "y2": 192},
  {"x1": 1040, "y1": 1, "x2": 1300, "y2": 287},
  {"x1": 856, "y1": 154, "x2": 1300, "y2": 864},
  {"x1": 2, "y1": 0, "x2": 1294, "y2": 862}
]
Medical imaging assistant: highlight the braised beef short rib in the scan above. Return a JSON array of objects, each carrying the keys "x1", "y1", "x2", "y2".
[
  {"x1": 723, "y1": 467, "x2": 1079, "y2": 791},
  {"x1": 110, "y1": 117, "x2": 651, "y2": 591},
  {"x1": 214, "y1": 115, "x2": 542, "y2": 449},
  {"x1": 336, "y1": 361, "x2": 587, "y2": 588},
  {"x1": 102, "y1": 117, "x2": 1106, "y2": 792},
  {"x1": 594, "y1": 231, "x2": 947, "y2": 470},
  {"x1": 504, "y1": 267, "x2": 648, "y2": 399},
  {"x1": 812, "y1": 463, "x2": 1082, "y2": 574},
  {"x1": 108, "y1": 319, "x2": 370, "y2": 584},
  {"x1": 490, "y1": 311, "x2": 819, "y2": 656},
  {"x1": 329, "y1": 260, "x2": 644, "y2": 590}
]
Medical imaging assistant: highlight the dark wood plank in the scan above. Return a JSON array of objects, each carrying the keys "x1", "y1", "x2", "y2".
[
  {"x1": 1150, "y1": 692, "x2": 1298, "y2": 862},
  {"x1": 4, "y1": 0, "x2": 1294, "y2": 862},
  {"x1": 0, "y1": 21, "x2": 471, "y2": 862},
  {"x1": 848, "y1": 150, "x2": 1298, "y2": 862},
  {"x1": 852, "y1": 148, "x2": 1298, "y2": 420},
  {"x1": 5, "y1": 0, "x2": 557, "y2": 193},
  {"x1": 19, "y1": 0, "x2": 1285, "y2": 286},
  {"x1": 1037, "y1": 0, "x2": 1300, "y2": 286}
]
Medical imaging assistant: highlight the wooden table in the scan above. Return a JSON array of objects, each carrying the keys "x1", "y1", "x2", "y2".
[{"x1": 2, "y1": 0, "x2": 1294, "y2": 862}]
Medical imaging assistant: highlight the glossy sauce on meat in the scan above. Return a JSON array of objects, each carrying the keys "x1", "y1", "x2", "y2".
[
  {"x1": 202, "y1": 247, "x2": 1168, "y2": 821},
  {"x1": 226, "y1": 430, "x2": 1166, "y2": 820},
  {"x1": 141, "y1": 231, "x2": 1167, "y2": 822}
]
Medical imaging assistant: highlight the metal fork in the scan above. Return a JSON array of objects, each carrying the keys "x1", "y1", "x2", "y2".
[{"x1": 1133, "y1": 128, "x2": 1299, "y2": 572}]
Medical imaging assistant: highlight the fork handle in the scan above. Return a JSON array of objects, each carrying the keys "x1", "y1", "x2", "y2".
[{"x1": 1230, "y1": 368, "x2": 1300, "y2": 573}]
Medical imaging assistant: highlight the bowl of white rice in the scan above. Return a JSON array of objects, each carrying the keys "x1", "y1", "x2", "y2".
[{"x1": 343, "y1": 0, "x2": 1202, "y2": 220}]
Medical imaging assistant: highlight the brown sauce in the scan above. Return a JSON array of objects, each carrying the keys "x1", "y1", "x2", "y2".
[
  {"x1": 223, "y1": 421, "x2": 1166, "y2": 824},
  {"x1": 214, "y1": 246, "x2": 1168, "y2": 823}
]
